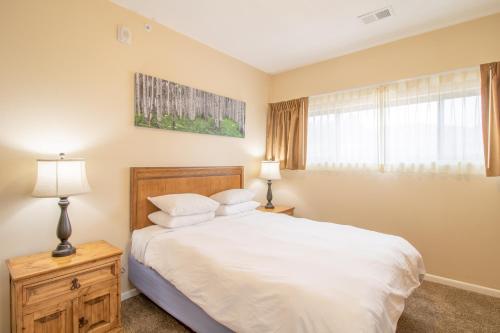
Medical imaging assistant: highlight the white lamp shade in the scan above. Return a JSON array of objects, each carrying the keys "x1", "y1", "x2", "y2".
[
  {"x1": 32, "y1": 159, "x2": 91, "y2": 198},
  {"x1": 259, "y1": 160, "x2": 281, "y2": 180}
]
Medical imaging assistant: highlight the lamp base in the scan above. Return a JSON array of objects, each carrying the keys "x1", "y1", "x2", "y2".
[
  {"x1": 52, "y1": 241, "x2": 76, "y2": 257},
  {"x1": 264, "y1": 202, "x2": 275, "y2": 209},
  {"x1": 265, "y1": 180, "x2": 275, "y2": 209},
  {"x1": 52, "y1": 197, "x2": 76, "y2": 257}
]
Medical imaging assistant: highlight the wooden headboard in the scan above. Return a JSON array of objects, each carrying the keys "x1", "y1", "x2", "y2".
[{"x1": 130, "y1": 166, "x2": 244, "y2": 231}]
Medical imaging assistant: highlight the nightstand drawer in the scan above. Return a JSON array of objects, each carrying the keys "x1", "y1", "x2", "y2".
[{"x1": 23, "y1": 262, "x2": 117, "y2": 306}]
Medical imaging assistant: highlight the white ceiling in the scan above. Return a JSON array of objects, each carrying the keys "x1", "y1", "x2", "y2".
[{"x1": 111, "y1": 0, "x2": 500, "y2": 74}]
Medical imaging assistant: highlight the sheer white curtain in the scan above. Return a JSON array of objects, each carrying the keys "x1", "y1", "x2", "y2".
[
  {"x1": 307, "y1": 67, "x2": 484, "y2": 173},
  {"x1": 308, "y1": 86, "x2": 379, "y2": 169}
]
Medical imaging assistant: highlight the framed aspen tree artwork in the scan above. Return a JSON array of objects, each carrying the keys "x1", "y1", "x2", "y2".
[{"x1": 134, "y1": 73, "x2": 246, "y2": 138}]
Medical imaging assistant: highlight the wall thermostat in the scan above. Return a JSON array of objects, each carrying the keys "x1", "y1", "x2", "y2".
[{"x1": 117, "y1": 25, "x2": 132, "y2": 45}]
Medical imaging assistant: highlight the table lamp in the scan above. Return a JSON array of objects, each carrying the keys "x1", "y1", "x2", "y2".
[
  {"x1": 259, "y1": 160, "x2": 281, "y2": 209},
  {"x1": 32, "y1": 153, "x2": 91, "y2": 257}
]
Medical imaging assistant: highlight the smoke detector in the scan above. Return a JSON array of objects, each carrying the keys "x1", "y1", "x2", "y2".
[{"x1": 358, "y1": 6, "x2": 394, "y2": 24}]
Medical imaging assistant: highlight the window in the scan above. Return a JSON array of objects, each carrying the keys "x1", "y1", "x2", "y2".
[{"x1": 307, "y1": 67, "x2": 484, "y2": 173}]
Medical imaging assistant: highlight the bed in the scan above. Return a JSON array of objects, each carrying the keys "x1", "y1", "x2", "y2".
[{"x1": 128, "y1": 166, "x2": 425, "y2": 333}]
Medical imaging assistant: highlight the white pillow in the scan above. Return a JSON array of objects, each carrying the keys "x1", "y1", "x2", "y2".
[
  {"x1": 210, "y1": 188, "x2": 256, "y2": 205},
  {"x1": 148, "y1": 193, "x2": 219, "y2": 216},
  {"x1": 148, "y1": 210, "x2": 214, "y2": 228},
  {"x1": 216, "y1": 200, "x2": 260, "y2": 216}
]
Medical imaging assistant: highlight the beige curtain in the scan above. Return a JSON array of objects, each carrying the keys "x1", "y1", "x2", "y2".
[
  {"x1": 480, "y1": 62, "x2": 500, "y2": 176},
  {"x1": 265, "y1": 97, "x2": 308, "y2": 170}
]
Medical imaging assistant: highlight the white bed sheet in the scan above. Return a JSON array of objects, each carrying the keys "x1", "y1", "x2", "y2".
[{"x1": 131, "y1": 211, "x2": 425, "y2": 333}]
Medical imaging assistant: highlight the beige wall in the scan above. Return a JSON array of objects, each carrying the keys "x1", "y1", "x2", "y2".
[
  {"x1": 271, "y1": 14, "x2": 500, "y2": 290},
  {"x1": 0, "y1": 1, "x2": 270, "y2": 331}
]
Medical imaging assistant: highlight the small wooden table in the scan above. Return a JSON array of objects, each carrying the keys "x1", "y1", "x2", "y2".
[
  {"x1": 6, "y1": 240, "x2": 123, "y2": 333},
  {"x1": 257, "y1": 205, "x2": 295, "y2": 216}
]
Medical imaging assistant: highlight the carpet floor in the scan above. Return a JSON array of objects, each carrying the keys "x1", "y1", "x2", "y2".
[{"x1": 122, "y1": 281, "x2": 500, "y2": 332}]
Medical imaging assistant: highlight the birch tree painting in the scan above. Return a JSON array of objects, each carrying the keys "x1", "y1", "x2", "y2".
[{"x1": 134, "y1": 73, "x2": 246, "y2": 138}]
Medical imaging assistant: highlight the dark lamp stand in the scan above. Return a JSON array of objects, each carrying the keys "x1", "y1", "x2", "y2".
[
  {"x1": 265, "y1": 180, "x2": 275, "y2": 209},
  {"x1": 52, "y1": 197, "x2": 76, "y2": 257}
]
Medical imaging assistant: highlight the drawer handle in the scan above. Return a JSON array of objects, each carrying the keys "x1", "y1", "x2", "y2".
[
  {"x1": 70, "y1": 278, "x2": 81, "y2": 290},
  {"x1": 39, "y1": 312, "x2": 60, "y2": 323},
  {"x1": 79, "y1": 317, "x2": 88, "y2": 328}
]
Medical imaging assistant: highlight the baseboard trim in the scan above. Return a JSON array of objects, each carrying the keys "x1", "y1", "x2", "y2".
[
  {"x1": 425, "y1": 274, "x2": 500, "y2": 298},
  {"x1": 121, "y1": 288, "x2": 139, "y2": 301}
]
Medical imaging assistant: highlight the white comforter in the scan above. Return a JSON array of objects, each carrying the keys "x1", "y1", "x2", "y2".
[{"x1": 132, "y1": 211, "x2": 425, "y2": 333}]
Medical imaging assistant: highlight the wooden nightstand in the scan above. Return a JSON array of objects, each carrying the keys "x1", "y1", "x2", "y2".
[
  {"x1": 257, "y1": 205, "x2": 295, "y2": 216},
  {"x1": 6, "y1": 240, "x2": 123, "y2": 333}
]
